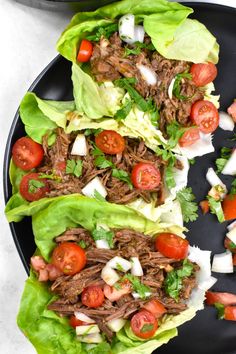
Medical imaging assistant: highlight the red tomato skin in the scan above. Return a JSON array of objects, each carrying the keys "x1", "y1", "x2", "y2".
[
  {"x1": 81, "y1": 286, "x2": 105, "y2": 308},
  {"x1": 190, "y1": 62, "x2": 217, "y2": 87},
  {"x1": 19, "y1": 172, "x2": 49, "y2": 201},
  {"x1": 131, "y1": 310, "x2": 158, "y2": 339},
  {"x1": 224, "y1": 306, "x2": 236, "y2": 321},
  {"x1": 142, "y1": 299, "x2": 167, "y2": 319},
  {"x1": 190, "y1": 100, "x2": 219, "y2": 134},
  {"x1": 69, "y1": 315, "x2": 87, "y2": 328},
  {"x1": 179, "y1": 127, "x2": 200, "y2": 147},
  {"x1": 222, "y1": 194, "x2": 236, "y2": 221},
  {"x1": 12, "y1": 137, "x2": 44, "y2": 170},
  {"x1": 205, "y1": 291, "x2": 236, "y2": 306},
  {"x1": 224, "y1": 236, "x2": 236, "y2": 254},
  {"x1": 155, "y1": 233, "x2": 189, "y2": 260},
  {"x1": 77, "y1": 39, "x2": 93, "y2": 62},
  {"x1": 131, "y1": 163, "x2": 161, "y2": 190},
  {"x1": 227, "y1": 101, "x2": 236, "y2": 122},
  {"x1": 95, "y1": 130, "x2": 125, "y2": 155},
  {"x1": 52, "y1": 242, "x2": 86, "y2": 276},
  {"x1": 199, "y1": 200, "x2": 210, "y2": 215}
]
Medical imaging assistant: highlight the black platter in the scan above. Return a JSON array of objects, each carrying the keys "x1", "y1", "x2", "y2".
[{"x1": 3, "y1": 3, "x2": 236, "y2": 354}]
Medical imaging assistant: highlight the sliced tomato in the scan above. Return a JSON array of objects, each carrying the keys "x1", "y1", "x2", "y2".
[
  {"x1": 95, "y1": 130, "x2": 125, "y2": 155},
  {"x1": 224, "y1": 306, "x2": 236, "y2": 321},
  {"x1": 224, "y1": 236, "x2": 236, "y2": 253},
  {"x1": 69, "y1": 315, "x2": 87, "y2": 328},
  {"x1": 12, "y1": 137, "x2": 44, "y2": 170},
  {"x1": 19, "y1": 172, "x2": 49, "y2": 201},
  {"x1": 205, "y1": 291, "x2": 236, "y2": 306},
  {"x1": 131, "y1": 310, "x2": 158, "y2": 339},
  {"x1": 103, "y1": 280, "x2": 132, "y2": 302},
  {"x1": 77, "y1": 39, "x2": 93, "y2": 63},
  {"x1": 52, "y1": 242, "x2": 86, "y2": 275},
  {"x1": 131, "y1": 162, "x2": 161, "y2": 190},
  {"x1": 81, "y1": 286, "x2": 104, "y2": 308},
  {"x1": 142, "y1": 299, "x2": 167, "y2": 319},
  {"x1": 190, "y1": 100, "x2": 219, "y2": 134},
  {"x1": 199, "y1": 200, "x2": 210, "y2": 215},
  {"x1": 178, "y1": 127, "x2": 200, "y2": 147},
  {"x1": 190, "y1": 62, "x2": 217, "y2": 87},
  {"x1": 222, "y1": 194, "x2": 236, "y2": 221},
  {"x1": 155, "y1": 233, "x2": 189, "y2": 260},
  {"x1": 227, "y1": 101, "x2": 236, "y2": 122}
]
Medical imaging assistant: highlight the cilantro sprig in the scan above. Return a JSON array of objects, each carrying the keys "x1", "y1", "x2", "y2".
[
  {"x1": 124, "y1": 41, "x2": 155, "y2": 57},
  {"x1": 176, "y1": 187, "x2": 198, "y2": 223},
  {"x1": 172, "y1": 73, "x2": 192, "y2": 100},
  {"x1": 122, "y1": 274, "x2": 151, "y2": 299},
  {"x1": 207, "y1": 196, "x2": 225, "y2": 223},
  {"x1": 86, "y1": 23, "x2": 118, "y2": 42}
]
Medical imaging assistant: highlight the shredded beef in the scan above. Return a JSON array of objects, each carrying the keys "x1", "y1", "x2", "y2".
[{"x1": 55, "y1": 228, "x2": 95, "y2": 248}]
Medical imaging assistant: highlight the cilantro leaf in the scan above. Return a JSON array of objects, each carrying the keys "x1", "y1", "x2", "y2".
[
  {"x1": 86, "y1": 23, "x2": 118, "y2": 42},
  {"x1": 123, "y1": 274, "x2": 151, "y2": 299},
  {"x1": 230, "y1": 179, "x2": 236, "y2": 195},
  {"x1": 28, "y1": 179, "x2": 45, "y2": 194},
  {"x1": 124, "y1": 41, "x2": 155, "y2": 57},
  {"x1": 214, "y1": 302, "x2": 225, "y2": 320},
  {"x1": 176, "y1": 187, "x2": 198, "y2": 223},
  {"x1": 207, "y1": 196, "x2": 225, "y2": 223},
  {"x1": 140, "y1": 323, "x2": 154, "y2": 333},
  {"x1": 114, "y1": 98, "x2": 133, "y2": 121},
  {"x1": 176, "y1": 259, "x2": 193, "y2": 277},
  {"x1": 112, "y1": 169, "x2": 133, "y2": 189},
  {"x1": 77, "y1": 240, "x2": 87, "y2": 249},
  {"x1": 84, "y1": 128, "x2": 103, "y2": 136},
  {"x1": 188, "y1": 158, "x2": 195, "y2": 165},
  {"x1": 166, "y1": 121, "x2": 185, "y2": 148},
  {"x1": 172, "y1": 73, "x2": 192, "y2": 100},
  {"x1": 92, "y1": 228, "x2": 114, "y2": 248},
  {"x1": 66, "y1": 159, "x2": 83, "y2": 178},
  {"x1": 94, "y1": 156, "x2": 114, "y2": 169},
  {"x1": 215, "y1": 147, "x2": 231, "y2": 173}
]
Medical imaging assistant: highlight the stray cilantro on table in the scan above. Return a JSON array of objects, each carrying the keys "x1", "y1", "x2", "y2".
[
  {"x1": 215, "y1": 147, "x2": 232, "y2": 173},
  {"x1": 207, "y1": 196, "x2": 225, "y2": 223}
]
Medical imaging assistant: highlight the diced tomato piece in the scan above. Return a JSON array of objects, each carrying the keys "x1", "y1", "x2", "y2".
[
  {"x1": 131, "y1": 310, "x2": 158, "y2": 339},
  {"x1": 131, "y1": 162, "x2": 161, "y2": 190},
  {"x1": 52, "y1": 242, "x2": 86, "y2": 275},
  {"x1": 103, "y1": 280, "x2": 132, "y2": 302},
  {"x1": 69, "y1": 315, "x2": 87, "y2": 328},
  {"x1": 224, "y1": 306, "x2": 236, "y2": 321},
  {"x1": 81, "y1": 286, "x2": 104, "y2": 308},
  {"x1": 199, "y1": 200, "x2": 210, "y2": 215},
  {"x1": 224, "y1": 236, "x2": 236, "y2": 254},
  {"x1": 222, "y1": 194, "x2": 236, "y2": 221},
  {"x1": 205, "y1": 291, "x2": 236, "y2": 306},
  {"x1": 12, "y1": 137, "x2": 44, "y2": 170},
  {"x1": 227, "y1": 101, "x2": 236, "y2": 122},
  {"x1": 179, "y1": 127, "x2": 200, "y2": 147},
  {"x1": 190, "y1": 100, "x2": 219, "y2": 134},
  {"x1": 190, "y1": 62, "x2": 217, "y2": 87},
  {"x1": 155, "y1": 233, "x2": 189, "y2": 260},
  {"x1": 77, "y1": 39, "x2": 93, "y2": 63},
  {"x1": 142, "y1": 299, "x2": 167, "y2": 319}
]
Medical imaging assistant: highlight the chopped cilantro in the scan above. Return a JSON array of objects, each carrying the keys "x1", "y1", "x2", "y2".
[
  {"x1": 112, "y1": 169, "x2": 133, "y2": 189},
  {"x1": 114, "y1": 98, "x2": 133, "y2": 121},
  {"x1": 84, "y1": 128, "x2": 103, "y2": 136},
  {"x1": 215, "y1": 147, "x2": 231, "y2": 173},
  {"x1": 188, "y1": 158, "x2": 196, "y2": 165},
  {"x1": 124, "y1": 41, "x2": 155, "y2": 57},
  {"x1": 122, "y1": 274, "x2": 151, "y2": 299},
  {"x1": 166, "y1": 121, "x2": 185, "y2": 148},
  {"x1": 86, "y1": 23, "x2": 118, "y2": 42},
  {"x1": 172, "y1": 72, "x2": 192, "y2": 100},
  {"x1": 214, "y1": 302, "x2": 225, "y2": 319},
  {"x1": 66, "y1": 159, "x2": 83, "y2": 178},
  {"x1": 77, "y1": 240, "x2": 87, "y2": 249},
  {"x1": 176, "y1": 187, "x2": 198, "y2": 223},
  {"x1": 116, "y1": 263, "x2": 125, "y2": 272},
  {"x1": 94, "y1": 155, "x2": 114, "y2": 169},
  {"x1": 230, "y1": 179, "x2": 236, "y2": 195},
  {"x1": 28, "y1": 179, "x2": 45, "y2": 194},
  {"x1": 38, "y1": 173, "x2": 60, "y2": 181},
  {"x1": 207, "y1": 196, "x2": 225, "y2": 223},
  {"x1": 140, "y1": 323, "x2": 154, "y2": 333},
  {"x1": 92, "y1": 228, "x2": 114, "y2": 248}
]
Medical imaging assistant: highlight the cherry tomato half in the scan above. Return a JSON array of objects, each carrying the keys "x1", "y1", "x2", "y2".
[
  {"x1": 131, "y1": 310, "x2": 158, "y2": 339},
  {"x1": 142, "y1": 299, "x2": 167, "y2": 319},
  {"x1": 81, "y1": 286, "x2": 104, "y2": 308},
  {"x1": 222, "y1": 194, "x2": 236, "y2": 221},
  {"x1": 190, "y1": 100, "x2": 219, "y2": 134},
  {"x1": 190, "y1": 62, "x2": 217, "y2": 87},
  {"x1": 227, "y1": 101, "x2": 236, "y2": 122},
  {"x1": 95, "y1": 130, "x2": 125, "y2": 155},
  {"x1": 19, "y1": 172, "x2": 49, "y2": 201},
  {"x1": 77, "y1": 39, "x2": 93, "y2": 63},
  {"x1": 205, "y1": 291, "x2": 236, "y2": 306},
  {"x1": 52, "y1": 242, "x2": 86, "y2": 275},
  {"x1": 12, "y1": 137, "x2": 44, "y2": 171},
  {"x1": 131, "y1": 162, "x2": 161, "y2": 190},
  {"x1": 155, "y1": 233, "x2": 189, "y2": 260},
  {"x1": 199, "y1": 200, "x2": 210, "y2": 215},
  {"x1": 224, "y1": 306, "x2": 236, "y2": 321},
  {"x1": 69, "y1": 315, "x2": 87, "y2": 328},
  {"x1": 224, "y1": 236, "x2": 236, "y2": 253},
  {"x1": 179, "y1": 127, "x2": 200, "y2": 147}
]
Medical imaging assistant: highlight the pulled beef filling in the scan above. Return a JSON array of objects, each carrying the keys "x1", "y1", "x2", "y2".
[
  {"x1": 90, "y1": 33, "x2": 204, "y2": 135},
  {"x1": 38, "y1": 128, "x2": 168, "y2": 204},
  {"x1": 48, "y1": 228, "x2": 199, "y2": 341}
]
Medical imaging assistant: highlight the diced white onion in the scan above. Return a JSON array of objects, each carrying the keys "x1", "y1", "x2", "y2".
[
  {"x1": 197, "y1": 276, "x2": 217, "y2": 291},
  {"x1": 134, "y1": 25, "x2": 145, "y2": 43},
  {"x1": 206, "y1": 168, "x2": 227, "y2": 197},
  {"x1": 107, "y1": 318, "x2": 126, "y2": 332},
  {"x1": 76, "y1": 325, "x2": 100, "y2": 336},
  {"x1": 107, "y1": 256, "x2": 131, "y2": 272},
  {"x1": 168, "y1": 77, "x2": 176, "y2": 100},
  {"x1": 179, "y1": 132, "x2": 214, "y2": 159},
  {"x1": 211, "y1": 250, "x2": 233, "y2": 273},
  {"x1": 81, "y1": 177, "x2": 107, "y2": 199},
  {"x1": 130, "y1": 257, "x2": 143, "y2": 276},
  {"x1": 226, "y1": 228, "x2": 236, "y2": 245},
  {"x1": 222, "y1": 150, "x2": 236, "y2": 176},
  {"x1": 227, "y1": 220, "x2": 236, "y2": 231},
  {"x1": 219, "y1": 111, "x2": 235, "y2": 131},
  {"x1": 137, "y1": 64, "x2": 157, "y2": 86},
  {"x1": 101, "y1": 265, "x2": 120, "y2": 286},
  {"x1": 95, "y1": 239, "x2": 110, "y2": 249},
  {"x1": 74, "y1": 312, "x2": 95, "y2": 324},
  {"x1": 71, "y1": 134, "x2": 88, "y2": 156},
  {"x1": 132, "y1": 292, "x2": 152, "y2": 299},
  {"x1": 77, "y1": 333, "x2": 103, "y2": 344},
  {"x1": 118, "y1": 14, "x2": 135, "y2": 44}
]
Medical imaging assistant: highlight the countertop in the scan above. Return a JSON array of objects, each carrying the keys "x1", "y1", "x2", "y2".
[{"x1": 0, "y1": 1, "x2": 235, "y2": 353}]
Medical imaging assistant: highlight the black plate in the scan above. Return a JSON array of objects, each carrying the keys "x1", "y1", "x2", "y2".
[{"x1": 3, "y1": 3, "x2": 236, "y2": 354}]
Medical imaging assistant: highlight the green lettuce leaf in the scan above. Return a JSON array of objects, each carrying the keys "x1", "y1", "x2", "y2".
[{"x1": 57, "y1": 0, "x2": 218, "y2": 64}]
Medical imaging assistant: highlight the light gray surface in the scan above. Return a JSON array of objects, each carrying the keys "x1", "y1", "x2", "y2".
[{"x1": 0, "y1": 1, "x2": 235, "y2": 353}]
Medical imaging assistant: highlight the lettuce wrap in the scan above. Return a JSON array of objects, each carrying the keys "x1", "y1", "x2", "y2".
[{"x1": 17, "y1": 195, "x2": 211, "y2": 354}]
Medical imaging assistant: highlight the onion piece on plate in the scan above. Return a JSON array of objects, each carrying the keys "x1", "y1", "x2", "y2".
[
  {"x1": 212, "y1": 250, "x2": 233, "y2": 273},
  {"x1": 222, "y1": 150, "x2": 236, "y2": 176},
  {"x1": 219, "y1": 111, "x2": 234, "y2": 131}
]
